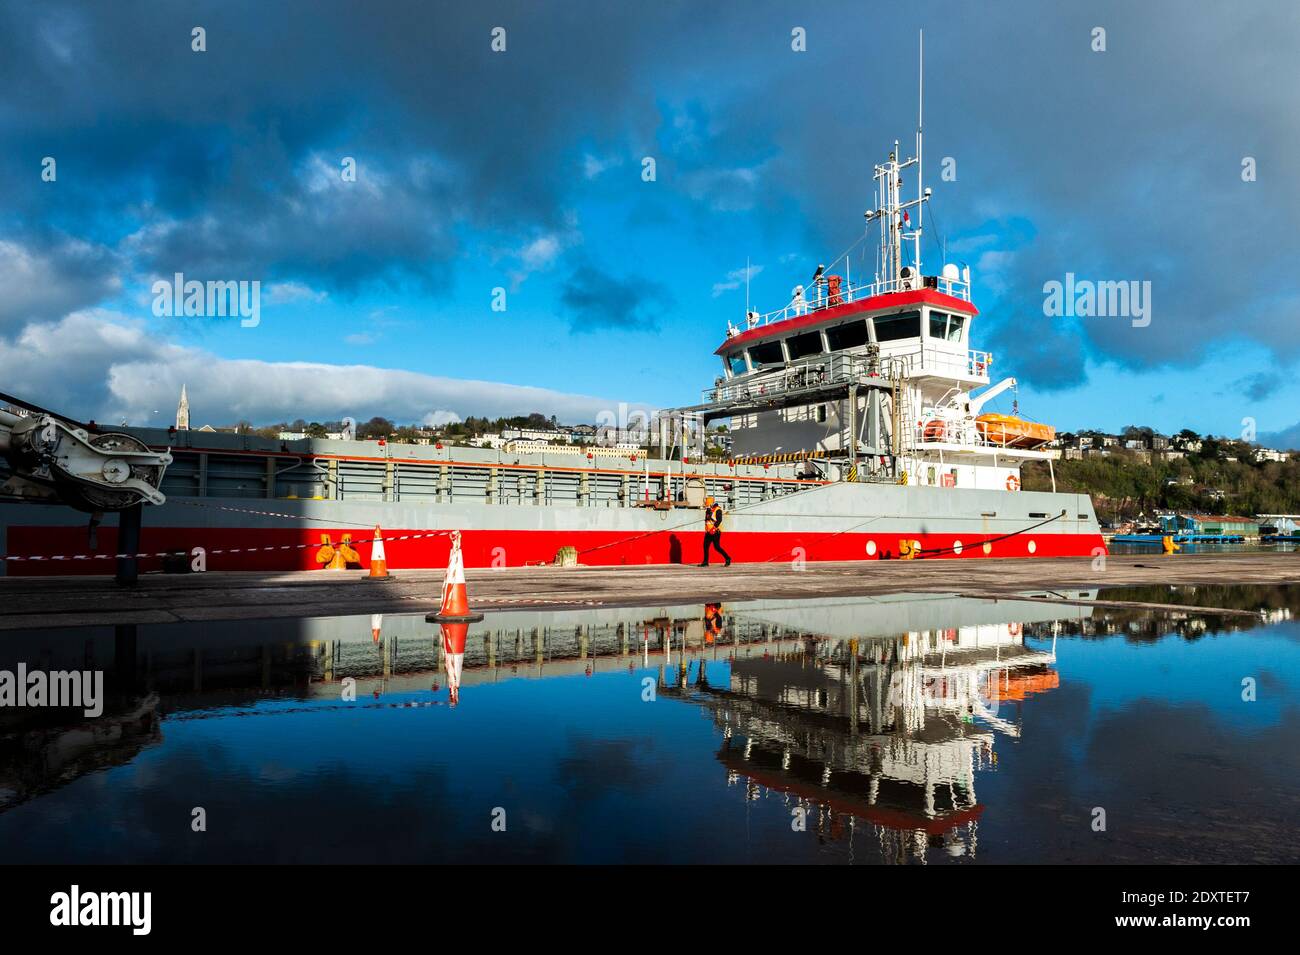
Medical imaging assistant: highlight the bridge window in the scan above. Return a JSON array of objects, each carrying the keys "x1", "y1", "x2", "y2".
[
  {"x1": 749, "y1": 340, "x2": 785, "y2": 369},
  {"x1": 872, "y1": 310, "x2": 921, "y2": 342},
  {"x1": 787, "y1": 330, "x2": 823, "y2": 360},
  {"x1": 929, "y1": 310, "x2": 949, "y2": 338},
  {"x1": 928, "y1": 310, "x2": 966, "y2": 343},
  {"x1": 726, "y1": 353, "x2": 747, "y2": 375},
  {"x1": 825, "y1": 320, "x2": 868, "y2": 351}
]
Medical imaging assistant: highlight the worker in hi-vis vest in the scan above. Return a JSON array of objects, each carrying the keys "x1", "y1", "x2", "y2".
[{"x1": 698, "y1": 496, "x2": 732, "y2": 567}]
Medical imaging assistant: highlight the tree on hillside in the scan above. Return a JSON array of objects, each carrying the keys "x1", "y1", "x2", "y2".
[{"x1": 356, "y1": 416, "x2": 394, "y2": 439}]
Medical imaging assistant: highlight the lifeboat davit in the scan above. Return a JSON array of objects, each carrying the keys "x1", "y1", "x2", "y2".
[{"x1": 975, "y1": 414, "x2": 1055, "y2": 449}]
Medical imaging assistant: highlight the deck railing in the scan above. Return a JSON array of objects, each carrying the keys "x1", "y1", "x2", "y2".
[
  {"x1": 716, "y1": 345, "x2": 992, "y2": 402},
  {"x1": 740, "y1": 273, "x2": 972, "y2": 330},
  {"x1": 704, "y1": 352, "x2": 886, "y2": 405},
  {"x1": 889, "y1": 346, "x2": 992, "y2": 381}
]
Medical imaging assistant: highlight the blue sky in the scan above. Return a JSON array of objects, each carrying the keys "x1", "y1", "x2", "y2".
[{"x1": 3, "y1": 1, "x2": 1300, "y2": 444}]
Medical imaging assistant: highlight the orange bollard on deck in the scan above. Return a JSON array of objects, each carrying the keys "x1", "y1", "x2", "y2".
[{"x1": 315, "y1": 534, "x2": 336, "y2": 568}]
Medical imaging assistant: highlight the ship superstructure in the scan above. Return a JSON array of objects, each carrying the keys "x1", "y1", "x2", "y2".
[{"x1": 670, "y1": 135, "x2": 1057, "y2": 496}]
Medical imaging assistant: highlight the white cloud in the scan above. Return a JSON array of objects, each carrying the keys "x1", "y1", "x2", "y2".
[
  {"x1": 0, "y1": 311, "x2": 640, "y2": 427},
  {"x1": 265, "y1": 281, "x2": 328, "y2": 305},
  {"x1": 520, "y1": 234, "x2": 562, "y2": 271},
  {"x1": 506, "y1": 223, "x2": 580, "y2": 290},
  {"x1": 422, "y1": 409, "x2": 462, "y2": 427},
  {"x1": 711, "y1": 263, "x2": 763, "y2": 298},
  {"x1": 582, "y1": 153, "x2": 623, "y2": 180}
]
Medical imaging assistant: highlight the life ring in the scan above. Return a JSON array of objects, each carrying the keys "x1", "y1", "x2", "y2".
[
  {"x1": 1006, "y1": 474, "x2": 1020, "y2": 491},
  {"x1": 1008, "y1": 622, "x2": 1023, "y2": 637}
]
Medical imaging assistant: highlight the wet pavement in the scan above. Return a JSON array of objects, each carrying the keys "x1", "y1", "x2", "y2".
[
  {"x1": 3, "y1": 550, "x2": 1299, "y2": 629},
  {"x1": 1, "y1": 585, "x2": 1297, "y2": 864}
]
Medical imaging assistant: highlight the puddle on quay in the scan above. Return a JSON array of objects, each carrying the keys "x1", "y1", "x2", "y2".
[{"x1": 1, "y1": 587, "x2": 1297, "y2": 864}]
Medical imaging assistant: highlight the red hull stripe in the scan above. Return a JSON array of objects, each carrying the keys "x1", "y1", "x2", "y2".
[{"x1": 4, "y1": 525, "x2": 1107, "y2": 576}]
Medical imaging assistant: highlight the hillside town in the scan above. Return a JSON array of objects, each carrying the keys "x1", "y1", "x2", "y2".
[{"x1": 93, "y1": 386, "x2": 1291, "y2": 537}]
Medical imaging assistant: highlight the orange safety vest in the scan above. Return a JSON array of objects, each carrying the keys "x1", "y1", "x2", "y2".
[
  {"x1": 704, "y1": 603, "x2": 722, "y2": 640},
  {"x1": 705, "y1": 504, "x2": 723, "y2": 532}
]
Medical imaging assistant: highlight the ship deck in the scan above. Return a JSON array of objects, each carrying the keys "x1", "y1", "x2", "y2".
[{"x1": 1, "y1": 551, "x2": 1294, "y2": 631}]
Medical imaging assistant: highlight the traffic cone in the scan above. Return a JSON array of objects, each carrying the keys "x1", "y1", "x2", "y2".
[
  {"x1": 426, "y1": 530, "x2": 484, "y2": 622},
  {"x1": 363, "y1": 525, "x2": 394, "y2": 581},
  {"x1": 441, "y1": 621, "x2": 468, "y2": 706}
]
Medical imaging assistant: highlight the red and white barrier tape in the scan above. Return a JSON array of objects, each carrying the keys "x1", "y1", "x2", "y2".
[{"x1": 1, "y1": 530, "x2": 450, "y2": 563}]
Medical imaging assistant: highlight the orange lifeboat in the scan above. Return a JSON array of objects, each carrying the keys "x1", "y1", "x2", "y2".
[{"x1": 975, "y1": 414, "x2": 1055, "y2": 449}]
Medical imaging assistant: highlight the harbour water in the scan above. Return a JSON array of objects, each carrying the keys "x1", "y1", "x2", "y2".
[
  {"x1": 1, "y1": 587, "x2": 1297, "y2": 864},
  {"x1": 1108, "y1": 539, "x2": 1300, "y2": 556}
]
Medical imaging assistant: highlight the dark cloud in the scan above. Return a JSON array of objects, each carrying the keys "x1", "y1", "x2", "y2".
[
  {"x1": 2, "y1": 0, "x2": 1300, "y2": 394},
  {"x1": 1232, "y1": 371, "x2": 1282, "y2": 403},
  {"x1": 1260, "y1": 422, "x2": 1300, "y2": 452},
  {"x1": 636, "y1": 1, "x2": 1300, "y2": 387},
  {"x1": 0, "y1": 236, "x2": 123, "y2": 331},
  {"x1": 0, "y1": 0, "x2": 709, "y2": 293},
  {"x1": 560, "y1": 264, "x2": 672, "y2": 333}
]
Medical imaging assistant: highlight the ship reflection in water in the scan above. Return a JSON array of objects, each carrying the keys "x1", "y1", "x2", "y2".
[{"x1": 1, "y1": 586, "x2": 1298, "y2": 864}]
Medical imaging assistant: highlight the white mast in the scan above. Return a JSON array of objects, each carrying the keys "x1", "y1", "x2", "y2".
[
  {"x1": 865, "y1": 33, "x2": 929, "y2": 292},
  {"x1": 916, "y1": 29, "x2": 923, "y2": 277}
]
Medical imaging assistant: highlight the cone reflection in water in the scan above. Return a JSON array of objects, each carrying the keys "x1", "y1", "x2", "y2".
[
  {"x1": 371, "y1": 613, "x2": 383, "y2": 643},
  {"x1": 441, "y1": 621, "x2": 468, "y2": 706}
]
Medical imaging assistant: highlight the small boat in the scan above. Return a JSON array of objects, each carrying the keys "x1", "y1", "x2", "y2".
[{"x1": 976, "y1": 414, "x2": 1055, "y2": 449}]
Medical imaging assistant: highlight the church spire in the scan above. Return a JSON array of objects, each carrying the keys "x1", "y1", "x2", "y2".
[{"x1": 176, "y1": 384, "x2": 190, "y2": 430}]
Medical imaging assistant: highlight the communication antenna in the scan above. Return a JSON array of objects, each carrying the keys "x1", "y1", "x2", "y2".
[{"x1": 916, "y1": 29, "x2": 924, "y2": 277}]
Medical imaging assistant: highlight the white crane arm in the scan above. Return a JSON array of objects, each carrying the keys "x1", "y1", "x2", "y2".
[{"x1": 965, "y1": 377, "x2": 1018, "y2": 416}]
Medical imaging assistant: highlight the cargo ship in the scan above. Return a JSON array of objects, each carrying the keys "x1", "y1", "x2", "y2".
[{"x1": 0, "y1": 135, "x2": 1103, "y2": 576}]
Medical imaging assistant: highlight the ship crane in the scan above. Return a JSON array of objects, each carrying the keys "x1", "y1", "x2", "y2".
[
  {"x1": 2, "y1": 390, "x2": 173, "y2": 585},
  {"x1": 962, "y1": 377, "x2": 1017, "y2": 417},
  {"x1": 1, "y1": 392, "x2": 172, "y2": 512}
]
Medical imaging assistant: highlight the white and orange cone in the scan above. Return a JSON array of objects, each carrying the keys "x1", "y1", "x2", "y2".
[
  {"x1": 441, "y1": 621, "x2": 468, "y2": 706},
  {"x1": 371, "y1": 613, "x2": 383, "y2": 643},
  {"x1": 362, "y1": 525, "x2": 394, "y2": 581},
  {"x1": 426, "y1": 530, "x2": 484, "y2": 622}
]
